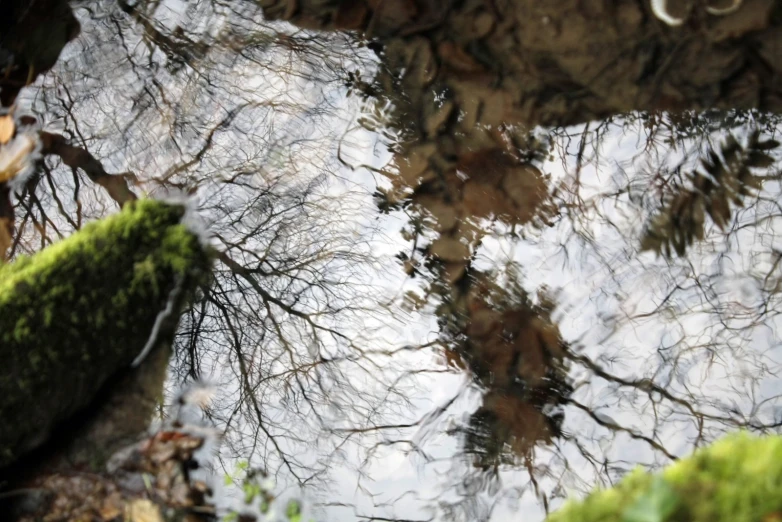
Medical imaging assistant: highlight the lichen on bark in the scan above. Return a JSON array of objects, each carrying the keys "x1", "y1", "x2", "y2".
[
  {"x1": 0, "y1": 199, "x2": 212, "y2": 469},
  {"x1": 546, "y1": 432, "x2": 782, "y2": 522}
]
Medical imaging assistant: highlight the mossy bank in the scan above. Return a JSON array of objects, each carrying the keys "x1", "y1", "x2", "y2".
[
  {"x1": 547, "y1": 432, "x2": 782, "y2": 522},
  {"x1": 0, "y1": 199, "x2": 212, "y2": 468}
]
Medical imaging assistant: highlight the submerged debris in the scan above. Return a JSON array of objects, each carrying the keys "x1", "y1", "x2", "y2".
[
  {"x1": 651, "y1": 0, "x2": 746, "y2": 27},
  {"x1": 10, "y1": 426, "x2": 218, "y2": 521}
]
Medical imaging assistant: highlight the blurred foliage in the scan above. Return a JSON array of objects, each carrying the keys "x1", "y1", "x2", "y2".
[
  {"x1": 641, "y1": 129, "x2": 780, "y2": 257},
  {"x1": 223, "y1": 461, "x2": 311, "y2": 522},
  {"x1": 547, "y1": 432, "x2": 782, "y2": 522}
]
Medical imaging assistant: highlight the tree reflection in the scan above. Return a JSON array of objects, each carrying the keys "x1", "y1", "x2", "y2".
[
  {"x1": 8, "y1": 0, "x2": 416, "y2": 503},
  {"x1": 5, "y1": 1, "x2": 782, "y2": 521},
  {"x1": 369, "y1": 103, "x2": 782, "y2": 517},
  {"x1": 422, "y1": 260, "x2": 571, "y2": 470},
  {"x1": 639, "y1": 128, "x2": 779, "y2": 257}
]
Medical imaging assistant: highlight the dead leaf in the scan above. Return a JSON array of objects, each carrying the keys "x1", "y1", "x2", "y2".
[
  {"x1": 125, "y1": 499, "x2": 163, "y2": 522},
  {"x1": 334, "y1": 0, "x2": 368, "y2": 30},
  {"x1": 99, "y1": 491, "x2": 124, "y2": 520},
  {"x1": 430, "y1": 236, "x2": 470, "y2": 262},
  {"x1": 0, "y1": 133, "x2": 37, "y2": 182},
  {"x1": 423, "y1": 99, "x2": 454, "y2": 137},
  {"x1": 466, "y1": 308, "x2": 500, "y2": 338},
  {"x1": 472, "y1": 12, "x2": 495, "y2": 38},
  {"x1": 0, "y1": 115, "x2": 14, "y2": 145},
  {"x1": 442, "y1": 262, "x2": 466, "y2": 284},
  {"x1": 415, "y1": 194, "x2": 459, "y2": 231},
  {"x1": 443, "y1": 347, "x2": 466, "y2": 369},
  {"x1": 438, "y1": 41, "x2": 486, "y2": 73},
  {"x1": 501, "y1": 165, "x2": 547, "y2": 224},
  {"x1": 0, "y1": 217, "x2": 11, "y2": 261},
  {"x1": 395, "y1": 142, "x2": 436, "y2": 186},
  {"x1": 514, "y1": 326, "x2": 547, "y2": 386},
  {"x1": 709, "y1": 0, "x2": 774, "y2": 42}
]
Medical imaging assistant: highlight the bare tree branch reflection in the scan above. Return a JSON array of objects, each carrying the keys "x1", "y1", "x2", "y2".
[{"x1": 5, "y1": 1, "x2": 782, "y2": 521}]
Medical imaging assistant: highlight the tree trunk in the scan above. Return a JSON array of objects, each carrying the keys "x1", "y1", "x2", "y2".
[{"x1": 0, "y1": 200, "x2": 212, "y2": 469}]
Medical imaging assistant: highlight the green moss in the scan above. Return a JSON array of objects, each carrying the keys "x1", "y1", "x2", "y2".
[
  {"x1": 0, "y1": 199, "x2": 212, "y2": 468},
  {"x1": 547, "y1": 432, "x2": 782, "y2": 522}
]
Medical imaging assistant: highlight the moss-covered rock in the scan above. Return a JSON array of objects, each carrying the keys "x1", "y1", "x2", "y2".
[
  {"x1": 547, "y1": 432, "x2": 782, "y2": 522},
  {"x1": 0, "y1": 199, "x2": 212, "y2": 468}
]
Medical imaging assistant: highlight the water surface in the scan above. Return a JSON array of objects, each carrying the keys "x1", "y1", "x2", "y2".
[{"x1": 6, "y1": 1, "x2": 782, "y2": 520}]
